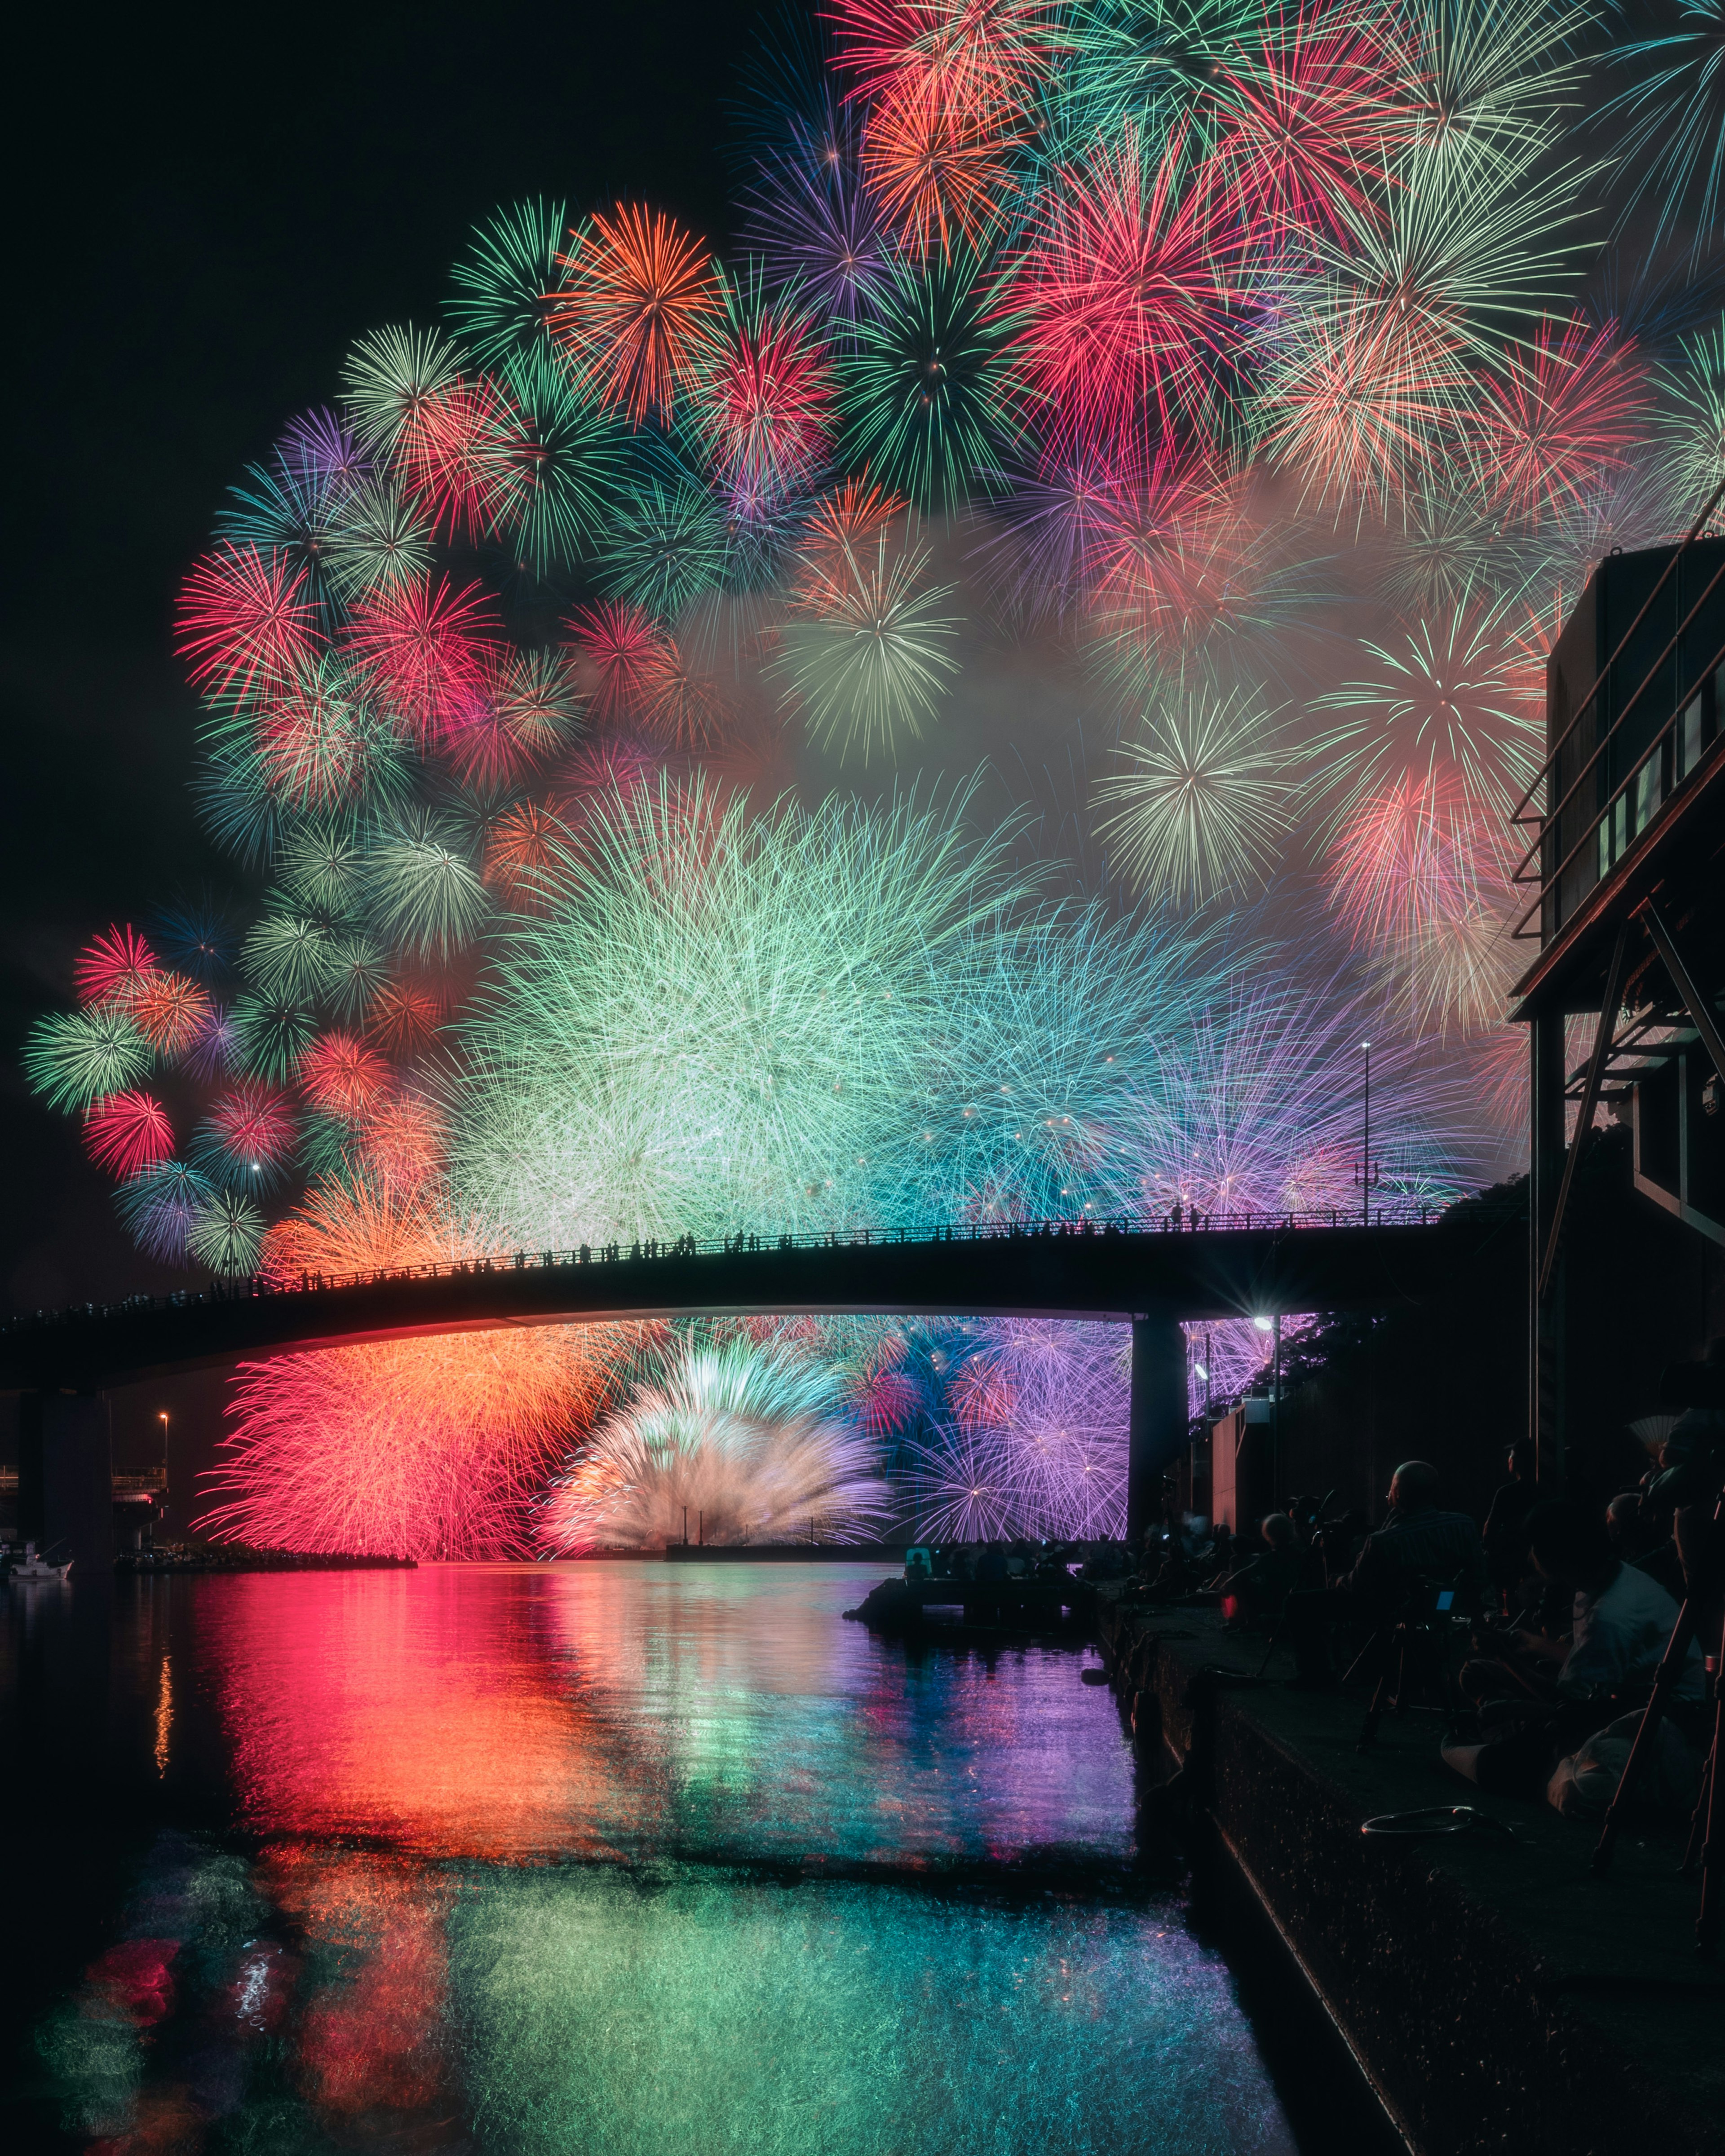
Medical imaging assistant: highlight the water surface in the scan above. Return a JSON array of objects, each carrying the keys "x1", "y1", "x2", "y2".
[{"x1": 2, "y1": 1564, "x2": 1308, "y2": 2154}]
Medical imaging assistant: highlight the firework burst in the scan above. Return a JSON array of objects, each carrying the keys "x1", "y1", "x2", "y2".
[{"x1": 540, "y1": 1333, "x2": 891, "y2": 1550}]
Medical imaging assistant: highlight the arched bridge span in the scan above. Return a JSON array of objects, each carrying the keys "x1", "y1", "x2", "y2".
[{"x1": 1, "y1": 1203, "x2": 1516, "y2": 1398}]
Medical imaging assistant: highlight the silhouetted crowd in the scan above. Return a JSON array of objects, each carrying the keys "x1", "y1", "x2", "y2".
[{"x1": 1114, "y1": 1347, "x2": 1725, "y2": 1825}]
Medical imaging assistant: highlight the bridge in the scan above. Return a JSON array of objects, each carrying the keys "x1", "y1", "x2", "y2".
[{"x1": 3, "y1": 1202, "x2": 1518, "y2": 1540}]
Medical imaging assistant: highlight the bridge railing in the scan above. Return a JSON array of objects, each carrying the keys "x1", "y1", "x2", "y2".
[{"x1": 1, "y1": 1199, "x2": 1489, "y2": 1336}]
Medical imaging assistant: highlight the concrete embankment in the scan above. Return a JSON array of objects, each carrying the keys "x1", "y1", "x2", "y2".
[{"x1": 1095, "y1": 1587, "x2": 1725, "y2": 2156}]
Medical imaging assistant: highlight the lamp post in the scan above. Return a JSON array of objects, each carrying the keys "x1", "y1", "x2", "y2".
[{"x1": 1355, "y1": 1040, "x2": 1380, "y2": 1223}]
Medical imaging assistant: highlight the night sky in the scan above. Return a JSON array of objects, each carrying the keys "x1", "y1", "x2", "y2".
[{"x1": 2, "y1": 0, "x2": 774, "y2": 1319}]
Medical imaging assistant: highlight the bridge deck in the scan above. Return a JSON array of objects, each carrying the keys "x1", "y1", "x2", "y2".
[{"x1": 0, "y1": 1206, "x2": 1519, "y2": 1392}]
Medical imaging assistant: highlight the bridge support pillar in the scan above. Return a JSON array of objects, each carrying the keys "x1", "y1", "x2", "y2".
[
  {"x1": 1528, "y1": 1006, "x2": 1568, "y2": 1492},
  {"x1": 18, "y1": 1392, "x2": 114, "y2": 1570},
  {"x1": 1127, "y1": 1317, "x2": 1186, "y2": 1548}
]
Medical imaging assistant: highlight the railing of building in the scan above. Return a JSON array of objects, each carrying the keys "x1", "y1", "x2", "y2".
[
  {"x1": 2, "y1": 1200, "x2": 1474, "y2": 1336},
  {"x1": 1510, "y1": 481, "x2": 1725, "y2": 944}
]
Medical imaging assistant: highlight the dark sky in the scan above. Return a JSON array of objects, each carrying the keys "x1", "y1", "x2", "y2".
[{"x1": 1, "y1": 0, "x2": 772, "y2": 1318}]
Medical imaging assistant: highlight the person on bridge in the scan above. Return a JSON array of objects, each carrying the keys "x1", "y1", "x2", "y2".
[{"x1": 1285, "y1": 1462, "x2": 1485, "y2": 1688}]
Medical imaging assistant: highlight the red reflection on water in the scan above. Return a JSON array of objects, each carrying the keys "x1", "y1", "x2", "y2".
[
  {"x1": 84, "y1": 1940, "x2": 178, "y2": 2028},
  {"x1": 259, "y1": 1846, "x2": 453, "y2": 2121},
  {"x1": 206, "y1": 1569, "x2": 624, "y2": 1857}
]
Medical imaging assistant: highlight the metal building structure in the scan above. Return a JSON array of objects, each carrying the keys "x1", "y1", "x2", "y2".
[{"x1": 1511, "y1": 516, "x2": 1725, "y2": 1484}]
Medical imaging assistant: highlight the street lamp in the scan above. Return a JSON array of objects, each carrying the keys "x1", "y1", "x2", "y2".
[{"x1": 1354, "y1": 1039, "x2": 1380, "y2": 1223}]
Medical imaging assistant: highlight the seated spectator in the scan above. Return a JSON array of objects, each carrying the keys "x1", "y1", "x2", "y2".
[
  {"x1": 1482, "y1": 1443, "x2": 1538, "y2": 1595},
  {"x1": 1441, "y1": 1500, "x2": 1702, "y2": 1800},
  {"x1": 1285, "y1": 1462, "x2": 1484, "y2": 1685},
  {"x1": 1606, "y1": 1491, "x2": 1686, "y2": 1601},
  {"x1": 1219, "y1": 1514, "x2": 1304, "y2": 1631},
  {"x1": 977, "y1": 1541, "x2": 1008, "y2": 1583}
]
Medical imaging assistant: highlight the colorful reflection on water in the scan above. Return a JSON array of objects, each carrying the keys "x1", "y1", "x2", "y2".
[{"x1": 3, "y1": 1564, "x2": 1302, "y2": 2153}]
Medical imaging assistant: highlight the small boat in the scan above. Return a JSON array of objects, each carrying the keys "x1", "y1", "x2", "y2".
[{"x1": 9, "y1": 1543, "x2": 72, "y2": 1583}]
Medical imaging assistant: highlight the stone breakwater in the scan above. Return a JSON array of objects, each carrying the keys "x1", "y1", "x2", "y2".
[{"x1": 1094, "y1": 1585, "x2": 1725, "y2": 2156}]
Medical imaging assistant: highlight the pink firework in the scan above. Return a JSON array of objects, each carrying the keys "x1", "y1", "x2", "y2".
[
  {"x1": 826, "y1": 0, "x2": 1064, "y2": 110},
  {"x1": 1475, "y1": 316, "x2": 1646, "y2": 526},
  {"x1": 83, "y1": 1091, "x2": 176, "y2": 1178},
  {"x1": 393, "y1": 372, "x2": 522, "y2": 543},
  {"x1": 74, "y1": 925, "x2": 160, "y2": 1008},
  {"x1": 566, "y1": 600, "x2": 673, "y2": 726},
  {"x1": 1210, "y1": 2, "x2": 1409, "y2": 251},
  {"x1": 343, "y1": 575, "x2": 502, "y2": 745},
  {"x1": 695, "y1": 289, "x2": 837, "y2": 511},
  {"x1": 995, "y1": 122, "x2": 1239, "y2": 455},
  {"x1": 1324, "y1": 773, "x2": 1517, "y2": 1035},
  {"x1": 176, "y1": 545, "x2": 321, "y2": 706},
  {"x1": 299, "y1": 1032, "x2": 392, "y2": 1121},
  {"x1": 204, "y1": 1083, "x2": 300, "y2": 1177},
  {"x1": 1081, "y1": 443, "x2": 1222, "y2": 663}
]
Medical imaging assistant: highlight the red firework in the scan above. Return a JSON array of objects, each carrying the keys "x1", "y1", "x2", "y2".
[
  {"x1": 697, "y1": 296, "x2": 836, "y2": 509},
  {"x1": 483, "y1": 798, "x2": 573, "y2": 906},
  {"x1": 75, "y1": 924, "x2": 160, "y2": 1007},
  {"x1": 367, "y1": 977, "x2": 445, "y2": 1057},
  {"x1": 1210, "y1": 2, "x2": 1408, "y2": 249},
  {"x1": 565, "y1": 600, "x2": 673, "y2": 725},
  {"x1": 1476, "y1": 316, "x2": 1646, "y2": 526},
  {"x1": 995, "y1": 122, "x2": 1240, "y2": 453},
  {"x1": 343, "y1": 575, "x2": 502, "y2": 745},
  {"x1": 177, "y1": 545, "x2": 322, "y2": 706},
  {"x1": 299, "y1": 1032, "x2": 392, "y2": 1121},
  {"x1": 84, "y1": 1091, "x2": 176, "y2": 1177},
  {"x1": 393, "y1": 372, "x2": 523, "y2": 543},
  {"x1": 206, "y1": 1082, "x2": 299, "y2": 1172},
  {"x1": 549, "y1": 204, "x2": 722, "y2": 426},
  {"x1": 131, "y1": 971, "x2": 214, "y2": 1056}
]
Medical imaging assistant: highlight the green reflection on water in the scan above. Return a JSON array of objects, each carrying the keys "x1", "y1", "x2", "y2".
[{"x1": 451, "y1": 1867, "x2": 1295, "y2": 2156}]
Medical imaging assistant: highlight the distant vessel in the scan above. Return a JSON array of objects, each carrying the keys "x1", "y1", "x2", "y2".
[{"x1": 8, "y1": 1543, "x2": 72, "y2": 1583}]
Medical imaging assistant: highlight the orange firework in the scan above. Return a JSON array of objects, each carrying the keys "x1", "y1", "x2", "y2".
[
  {"x1": 356, "y1": 1090, "x2": 448, "y2": 1189},
  {"x1": 791, "y1": 475, "x2": 909, "y2": 601},
  {"x1": 483, "y1": 797, "x2": 574, "y2": 908},
  {"x1": 861, "y1": 72, "x2": 1023, "y2": 255},
  {"x1": 549, "y1": 204, "x2": 722, "y2": 426},
  {"x1": 129, "y1": 970, "x2": 213, "y2": 1055}
]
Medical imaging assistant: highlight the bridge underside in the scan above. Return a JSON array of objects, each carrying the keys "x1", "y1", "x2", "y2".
[{"x1": 0, "y1": 1213, "x2": 1513, "y2": 1393}]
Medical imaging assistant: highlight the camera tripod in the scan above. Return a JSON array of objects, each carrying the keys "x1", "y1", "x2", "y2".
[{"x1": 1591, "y1": 1486, "x2": 1725, "y2": 1956}]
